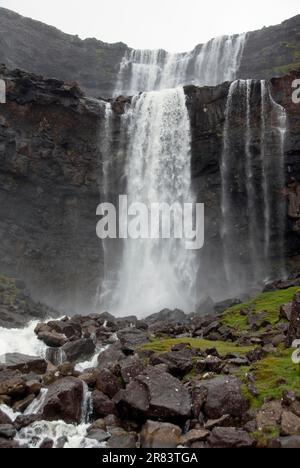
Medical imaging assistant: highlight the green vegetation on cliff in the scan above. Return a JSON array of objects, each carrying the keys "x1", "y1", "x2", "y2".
[{"x1": 222, "y1": 286, "x2": 300, "y2": 331}]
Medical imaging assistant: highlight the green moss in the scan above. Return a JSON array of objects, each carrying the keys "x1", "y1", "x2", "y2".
[
  {"x1": 222, "y1": 287, "x2": 300, "y2": 331},
  {"x1": 139, "y1": 337, "x2": 253, "y2": 356},
  {"x1": 0, "y1": 274, "x2": 20, "y2": 306},
  {"x1": 236, "y1": 349, "x2": 300, "y2": 409}
]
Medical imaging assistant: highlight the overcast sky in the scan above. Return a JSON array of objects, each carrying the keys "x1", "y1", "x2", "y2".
[{"x1": 1, "y1": 0, "x2": 299, "y2": 52}]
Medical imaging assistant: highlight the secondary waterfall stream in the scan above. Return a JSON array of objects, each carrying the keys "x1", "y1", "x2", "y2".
[
  {"x1": 221, "y1": 79, "x2": 287, "y2": 294},
  {"x1": 115, "y1": 33, "x2": 246, "y2": 96}
]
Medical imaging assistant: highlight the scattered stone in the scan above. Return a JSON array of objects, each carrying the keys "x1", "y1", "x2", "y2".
[
  {"x1": 107, "y1": 428, "x2": 138, "y2": 448},
  {"x1": 13, "y1": 394, "x2": 36, "y2": 413},
  {"x1": 92, "y1": 390, "x2": 116, "y2": 418},
  {"x1": 208, "y1": 427, "x2": 255, "y2": 448},
  {"x1": 117, "y1": 328, "x2": 149, "y2": 353},
  {"x1": 181, "y1": 429, "x2": 210, "y2": 446},
  {"x1": 120, "y1": 356, "x2": 145, "y2": 384},
  {"x1": 0, "y1": 353, "x2": 47, "y2": 374},
  {"x1": 197, "y1": 376, "x2": 248, "y2": 420},
  {"x1": 205, "y1": 415, "x2": 231, "y2": 430},
  {"x1": 256, "y1": 401, "x2": 283, "y2": 431},
  {"x1": 0, "y1": 424, "x2": 16, "y2": 439},
  {"x1": 0, "y1": 369, "x2": 26, "y2": 397},
  {"x1": 62, "y1": 338, "x2": 95, "y2": 363},
  {"x1": 38, "y1": 331, "x2": 67, "y2": 348},
  {"x1": 141, "y1": 420, "x2": 182, "y2": 448},
  {"x1": 286, "y1": 292, "x2": 300, "y2": 346},
  {"x1": 115, "y1": 366, "x2": 191, "y2": 422}
]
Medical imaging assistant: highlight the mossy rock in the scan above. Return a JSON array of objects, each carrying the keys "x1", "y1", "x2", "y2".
[
  {"x1": 236, "y1": 348, "x2": 300, "y2": 409},
  {"x1": 222, "y1": 286, "x2": 300, "y2": 332},
  {"x1": 0, "y1": 274, "x2": 21, "y2": 306}
]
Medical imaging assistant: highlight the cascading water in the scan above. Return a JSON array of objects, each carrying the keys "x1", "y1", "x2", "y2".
[
  {"x1": 220, "y1": 79, "x2": 287, "y2": 294},
  {"x1": 114, "y1": 33, "x2": 246, "y2": 96},
  {"x1": 194, "y1": 34, "x2": 246, "y2": 87},
  {"x1": 101, "y1": 87, "x2": 198, "y2": 317}
]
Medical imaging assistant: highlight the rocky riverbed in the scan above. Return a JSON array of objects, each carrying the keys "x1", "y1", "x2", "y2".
[{"x1": 0, "y1": 274, "x2": 299, "y2": 449}]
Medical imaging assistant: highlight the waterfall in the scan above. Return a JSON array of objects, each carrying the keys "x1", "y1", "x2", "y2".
[
  {"x1": 101, "y1": 87, "x2": 197, "y2": 317},
  {"x1": 114, "y1": 33, "x2": 246, "y2": 96},
  {"x1": 194, "y1": 34, "x2": 246, "y2": 86},
  {"x1": 221, "y1": 79, "x2": 287, "y2": 294}
]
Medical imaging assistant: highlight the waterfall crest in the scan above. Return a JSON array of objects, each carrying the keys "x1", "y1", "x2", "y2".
[
  {"x1": 220, "y1": 79, "x2": 287, "y2": 295},
  {"x1": 115, "y1": 33, "x2": 246, "y2": 96}
]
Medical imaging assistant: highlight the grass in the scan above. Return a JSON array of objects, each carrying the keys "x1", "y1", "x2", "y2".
[
  {"x1": 138, "y1": 337, "x2": 253, "y2": 356},
  {"x1": 236, "y1": 348, "x2": 300, "y2": 409},
  {"x1": 222, "y1": 286, "x2": 300, "y2": 331}
]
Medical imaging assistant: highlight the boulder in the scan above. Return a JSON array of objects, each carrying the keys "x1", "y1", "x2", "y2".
[
  {"x1": 198, "y1": 376, "x2": 249, "y2": 420},
  {"x1": 0, "y1": 438, "x2": 20, "y2": 449},
  {"x1": 150, "y1": 348, "x2": 194, "y2": 378},
  {"x1": 286, "y1": 292, "x2": 300, "y2": 346},
  {"x1": 117, "y1": 328, "x2": 149, "y2": 353},
  {"x1": 41, "y1": 377, "x2": 84, "y2": 424},
  {"x1": 281, "y1": 411, "x2": 300, "y2": 436},
  {"x1": 0, "y1": 424, "x2": 16, "y2": 439},
  {"x1": 0, "y1": 369, "x2": 26, "y2": 397},
  {"x1": 146, "y1": 309, "x2": 187, "y2": 324},
  {"x1": 256, "y1": 401, "x2": 282, "y2": 431},
  {"x1": 0, "y1": 409, "x2": 12, "y2": 425},
  {"x1": 115, "y1": 366, "x2": 191, "y2": 422},
  {"x1": 181, "y1": 429, "x2": 210, "y2": 446},
  {"x1": 0, "y1": 353, "x2": 47, "y2": 375},
  {"x1": 279, "y1": 435, "x2": 300, "y2": 448},
  {"x1": 280, "y1": 303, "x2": 293, "y2": 321},
  {"x1": 208, "y1": 427, "x2": 255, "y2": 448},
  {"x1": 120, "y1": 356, "x2": 145, "y2": 384},
  {"x1": 62, "y1": 338, "x2": 95, "y2": 363},
  {"x1": 107, "y1": 428, "x2": 138, "y2": 448},
  {"x1": 92, "y1": 389, "x2": 116, "y2": 418},
  {"x1": 38, "y1": 331, "x2": 67, "y2": 348},
  {"x1": 141, "y1": 420, "x2": 182, "y2": 448},
  {"x1": 97, "y1": 342, "x2": 126, "y2": 370},
  {"x1": 96, "y1": 368, "x2": 123, "y2": 398},
  {"x1": 13, "y1": 394, "x2": 36, "y2": 413}
]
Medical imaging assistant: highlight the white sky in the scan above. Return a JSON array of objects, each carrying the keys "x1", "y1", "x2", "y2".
[{"x1": 0, "y1": 0, "x2": 299, "y2": 52}]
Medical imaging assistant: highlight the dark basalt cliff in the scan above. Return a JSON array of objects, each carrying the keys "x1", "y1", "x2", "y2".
[
  {"x1": 0, "y1": 7, "x2": 300, "y2": 98},
  {"x1": 0, "y1": 66, "x2": 106, "y2": 312},
  {"x1": 185, "y1": 72, "x2": 300, "y2": 297},
  {"x1": 0, "y1": 65, "x2": 300, "y2": 311}
]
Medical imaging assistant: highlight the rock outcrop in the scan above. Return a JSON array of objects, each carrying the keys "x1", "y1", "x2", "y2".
[{"x1": 0, "y1": 8, "x2": 299, "y2": 98}]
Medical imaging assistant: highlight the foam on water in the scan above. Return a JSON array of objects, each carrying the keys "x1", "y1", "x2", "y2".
[{"x1": 0, "y1": 321, "x2": 47, "y2": 357}]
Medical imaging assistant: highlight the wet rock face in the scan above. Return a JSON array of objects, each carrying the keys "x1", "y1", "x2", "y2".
[{"x1": 0, "y1": 66, "x2": 104, "y2": 313}]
